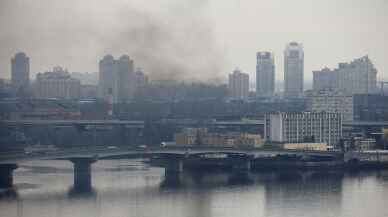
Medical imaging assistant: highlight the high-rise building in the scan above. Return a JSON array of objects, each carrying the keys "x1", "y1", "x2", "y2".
[
  {"x1": 313, "y1": 56, "x2": 377, "y2": 94},
  {"x1": 117, "y1": 55, "x2": 134, "y2": 102},
  {"x1": 34, "y1": 66, "x2": 81, "y2": 99},
  {"x1": 134, "y1": 68, "x2": 148, "y2": 90},
  {"x1": 284, "y1": 42, "x2": 304, "y2": 98},
  {"x1": 98, "y1": 55, "x2": 145, "y2": 103},
  {"x1": 256, "y1": 52, "x2": 275, "y2": 97},
  {"x1": 11, "y1": 52, "x2": 30, "y2": 94},
  {"x1": 264, "y1": 112, "x2": 342, "y2": 148},
  {"x1": 228, "y1": 68, "x2": 249, "y2": 99},
  {"x1": 306, "y1": 90, "x2": 353, "y2": 121},
  {"x1": 98, "y1": 55, "x2": 116, "y2": 102}
]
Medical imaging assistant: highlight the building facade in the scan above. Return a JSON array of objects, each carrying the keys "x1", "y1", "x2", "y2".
[
  {"x1": 284, "y1": 42, "x2": 304, "y2": 98},
  {"x1": 313, "y1": 56, "x2": 377, "y2": 94},
  {"x1": 306, "y1": 90, "x2": 353, "y2": 121},
  {"x1": 34, "y1": 66, "x2": 81, "y2": 99},
  {"x1": 313, "y1": 67, "x2": 336, "y2": 91},
  {"x1": 353, "y1": 94, "x2": 388, "y2": 121},
  {"x1": 256, "y1": 52, "x2": 275, "y2": 97},
  {"x1": 228, "y1": 68, "x2": 249, "y2": 99},
  {"x1": 174, "y1": 128, "x2": 263, "y2": 147},
  {"x1": 264, "y1": 112, "x2": 342, "y2": 148},
  {"x1": 11, "y1": 52, "x2": 30, "y2": 94}
]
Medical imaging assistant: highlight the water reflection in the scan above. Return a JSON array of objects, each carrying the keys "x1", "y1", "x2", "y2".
[
  {"x1": 262, "y1": 171, "x2": 343, "y2": 217},
  {"x1": 1, "y1": 160, "x2": 388, "y2": 217},
  {"x1": 0, "y1": 188, "x2": 18, "y2": 200},
  {"x1": 67, "y1": 186, "x2": 97, "y2": 199}
]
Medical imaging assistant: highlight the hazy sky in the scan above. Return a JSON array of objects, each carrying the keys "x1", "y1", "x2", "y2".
[{"x1": 0, "y1": 0, "x2": 387, "y2": 86}]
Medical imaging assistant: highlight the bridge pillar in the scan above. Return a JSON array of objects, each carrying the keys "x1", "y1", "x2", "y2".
[
  {"x1": 70, "y1": 157, "x2": 97, "y2": 192},
  {"x1": 165, "y1": 158, "x2": 183, "y2": 175},
  {"x1": 231, "y1": 155, "x2": 252, "y2": 172},
  {"x1": 163, "y1": 158, "x2": 183, "y2": 186},
  {"x1": 0, "y1": 164, "x2": 18, "y2": 188}
]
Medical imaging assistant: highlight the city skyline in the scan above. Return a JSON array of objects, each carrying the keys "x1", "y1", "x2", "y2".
[{"x1": 0, "y1": 0, "x2": 387, "y2": 83}]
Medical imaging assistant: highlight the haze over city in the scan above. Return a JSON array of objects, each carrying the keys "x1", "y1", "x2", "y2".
[
  {"x1": 2, "y1": 1, "x2": 388, "y2": 217},
  {"x1": 0, "y1": 0, "x2": 387, "y2": 83}
]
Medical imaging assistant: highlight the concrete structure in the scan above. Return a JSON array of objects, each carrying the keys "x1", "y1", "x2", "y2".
[
  {"x1": 0, "y1": 164, "x2": 17, "y2": 188},
  {"x1": 98, "y1": 55, "x2": 147, "y2": 103},
  {"x1": 264, "y1": 112, "x2": 342, "y2": 148},
  {"x1": 306, "y1": 90, "x2": 353, "y2": 121},
  {"x1": 228, "y1": 68, "x2": 249, "y2": 99},
  {"x1": 70, "y1": 157, "x2": 97, "y2": 192},
  {"x1": 35, "y1": 67, "x2": 81, "y2": 99},
  {"x1": 256, "y1": 52, "x2": 275, "y2": 97},
  {"x1": 313, "y1": 56, "x2": 377, "y2": 94},
  {"x1": 283, "y1": 142, "x2": 328, "y2": 151},
  {"x1": 284, "y1": 42, "x2": 304, "y2": 98},
  {"x1": 11, "y1": 52, "x2": 30, "y2": 94}
]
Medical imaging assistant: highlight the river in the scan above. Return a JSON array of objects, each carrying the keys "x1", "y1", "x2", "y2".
[{"x1": 1, "y1": 159, "x2": 388, "y2": 217}]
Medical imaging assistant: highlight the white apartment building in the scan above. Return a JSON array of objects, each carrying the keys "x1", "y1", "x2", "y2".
[{"x1": 264, "y1": 112, "x2": 342, "y2": 148}]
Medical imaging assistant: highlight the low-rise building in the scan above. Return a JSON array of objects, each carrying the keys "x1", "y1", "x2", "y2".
[
  {"x1": 283, "y1": 142, "x2": 328, "y2": 151},
  {"x1": 354, "y1": 137, "x2": 376, "y2": 150},
  {"x1": 174, "y1": 128, "x2": 263, "y2": 147}
]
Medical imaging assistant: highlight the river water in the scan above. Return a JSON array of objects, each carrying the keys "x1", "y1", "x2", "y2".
[{"x1": 1, "y1": 159, "x2": 388, "y2": 217}]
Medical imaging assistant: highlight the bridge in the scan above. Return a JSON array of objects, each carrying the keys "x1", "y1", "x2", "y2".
[
  {"x1": 0, "y1": 119, "x2": 265, "y2": 128},
  {"x1": 0, "y1": 146, "x2": 342, "y2": 192},
  {"x1": 3, "y1": 119, "x2": 388, "y2": 128}
]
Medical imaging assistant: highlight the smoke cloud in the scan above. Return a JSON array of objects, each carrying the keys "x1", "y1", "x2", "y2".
[{"x1": 0, "y1": 0, "x2": 226, "y2": 83}]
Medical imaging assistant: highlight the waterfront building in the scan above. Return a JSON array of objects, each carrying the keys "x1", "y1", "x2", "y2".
[
  {"x1": 228, "y1": 68, "x2": 249, "y2": 99},
  {"x1": 282, "y1": 142, "x2": 328, "y2": 151},
  {"x1": 264, "y1": 112, "x2": 342, "y2": 148},
  {"x1": 175, "y1": 128, "x2": 263, "y2": 147},
  {"x1": 34, "y1": 66, "x2": 81, "y2": 99},
  {"x1": 313, "y1": 56, "x2": 377, "y2": 94},
  {"x1": 284, "y1": 42, "x2": 304, "y2": 98},
  {"x1": 306, "y1": 90, "x2": 353, "y2": 121},
  {"x1": 256, "y1": 52, "x2": 275, "y2": 97},
  {"x1": 11, "y1": 52, "x2": 30, "y2": 94}
]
